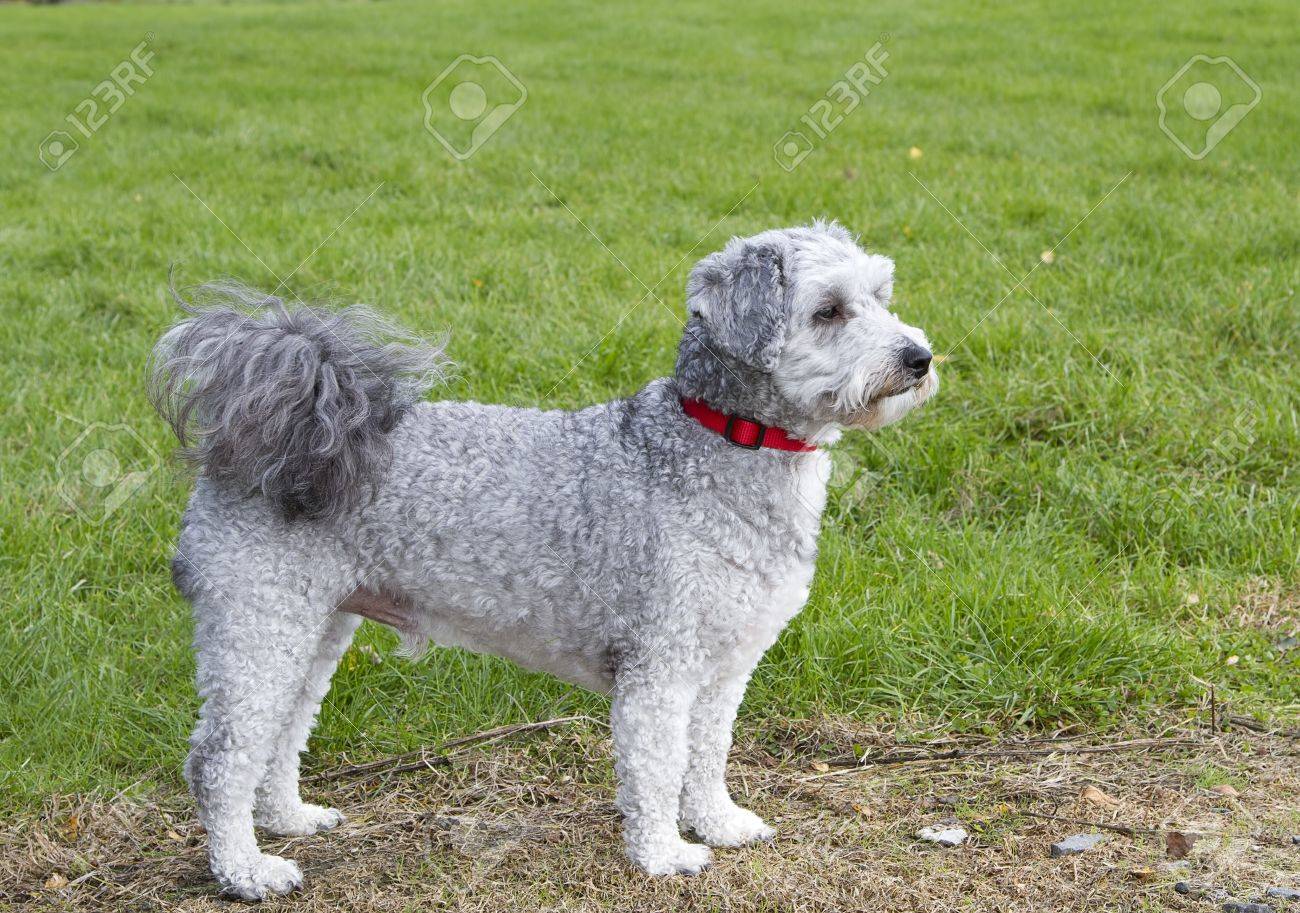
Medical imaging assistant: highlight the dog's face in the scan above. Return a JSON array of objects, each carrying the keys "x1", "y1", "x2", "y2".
[{"x1": 686, "y1": 223, "x2": 937, "y2": 432}]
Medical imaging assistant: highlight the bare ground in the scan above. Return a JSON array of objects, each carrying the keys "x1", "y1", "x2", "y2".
[{"x1": 5, "y1": 715, "x2": 1300, "y2": 912}]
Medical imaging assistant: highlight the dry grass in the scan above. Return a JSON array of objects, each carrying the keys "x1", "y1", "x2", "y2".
[
  {"x1": 5, "y1": 717, "x2": 1300, "y2": 912},
  {"x1": 1226, "y1": 580, "x2": 1300, "y2": 636}
]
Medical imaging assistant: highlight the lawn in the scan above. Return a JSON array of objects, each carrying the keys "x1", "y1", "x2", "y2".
[{"x1": 0, "y1": 0, "x2": 1297, "y2": 818}]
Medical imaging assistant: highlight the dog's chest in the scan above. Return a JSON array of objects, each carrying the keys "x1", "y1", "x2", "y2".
[{"x1": 680, "y1": 452, "x2": 828, "y2": 658}]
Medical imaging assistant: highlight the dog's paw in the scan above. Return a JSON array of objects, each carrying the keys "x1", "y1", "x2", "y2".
[
  {"x1": 255, "y1": 803, "x2": 346, "y2": 837},
  {"x1": 629, "y1": 837, "x2": 713, "y2": 876},
  {"x1": 216, "y1": 853, "x2": 303, "y2": 901},
  {"x1": 685, "y1": 805, "x2": 776, "y2": 848}
]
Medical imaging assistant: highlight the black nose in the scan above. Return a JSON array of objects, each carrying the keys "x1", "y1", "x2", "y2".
[{"x1": 899, "y1": 344, "x2": 932, "y2": 379}]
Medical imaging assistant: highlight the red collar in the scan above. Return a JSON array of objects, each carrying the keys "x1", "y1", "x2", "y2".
[{"x1": 680, "y1": 397, "x2": 817, "y2": 452}]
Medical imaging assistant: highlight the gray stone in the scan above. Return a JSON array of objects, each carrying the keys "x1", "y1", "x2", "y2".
[
  {"x1": 1221, "y1": 903, "x2": 1273, "y2": 913},
  {"x1": 917, "y1": 825, "x2": 968, "y2": 847},
  {"x1": 1050, "y1": 833, "x2": 1105, "y2": 857},
  {"x1": 1177, "y1": 882, "x2": 1231, "y2": 902},
  {"x1": 1264, "y1": 887, "x2": 1300, "y2": 901}
]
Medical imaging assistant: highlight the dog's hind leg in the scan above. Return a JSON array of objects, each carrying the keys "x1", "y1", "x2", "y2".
[
  {"x1": 253, "y1": 611, "x2": 361, "y2": 836},
  {"x1": 610, "y1": 658, "x2": 712, "y2": 875},
  {"x1": 678, "y1": 668, "x2": 775, "y2": 847},
  {"x1": 184, "y1": 585, "x2": 336, "y2": 901}
]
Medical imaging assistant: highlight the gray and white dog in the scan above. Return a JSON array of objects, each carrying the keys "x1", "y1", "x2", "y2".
[{"x1": 150, "y1": 222, "x2": 936, "y2": 899}]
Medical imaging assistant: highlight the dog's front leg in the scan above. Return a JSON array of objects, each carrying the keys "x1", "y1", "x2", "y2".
[
  {"x1": 610, "y1": 660, "x2": 710, "y2": 875},
  {"x1": 678, "y1": 670, "x2": 775, "y2": 847}
]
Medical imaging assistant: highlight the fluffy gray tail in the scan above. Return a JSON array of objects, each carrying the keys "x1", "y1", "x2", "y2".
[{"x1": 149, "y1": 282, "x2": 448, "y2": 521}]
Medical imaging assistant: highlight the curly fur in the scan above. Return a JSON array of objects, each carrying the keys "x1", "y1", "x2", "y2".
[
  {"x1": 156, "y1": 224, "x2": 937, "y2": 900},
  {"x1": 149, "y1": 283, "x2": 447, "y2": 520}
]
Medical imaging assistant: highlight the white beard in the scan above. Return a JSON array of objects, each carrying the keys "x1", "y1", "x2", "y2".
[{"x1": 847, "y1": 369, "x2": 938, "y2": 431}]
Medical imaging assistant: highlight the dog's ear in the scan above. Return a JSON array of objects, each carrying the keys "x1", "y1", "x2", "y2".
[{"x1": 685, "y1": 240, "x2": 787, "y2": 371}]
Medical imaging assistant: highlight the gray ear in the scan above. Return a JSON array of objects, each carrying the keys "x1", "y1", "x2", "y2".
[{"x1": 685, "y1": 240, "x2": 787, "y2": 371}]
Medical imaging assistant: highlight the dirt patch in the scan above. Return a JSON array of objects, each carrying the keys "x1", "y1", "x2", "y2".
[{"x1": 5, "y1": 717, "x2": 1300, "y2": 912}]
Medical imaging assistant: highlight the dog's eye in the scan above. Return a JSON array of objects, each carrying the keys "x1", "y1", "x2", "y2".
[{"x1": 814, "y1": 302, "x2": 843, "y2": 321}]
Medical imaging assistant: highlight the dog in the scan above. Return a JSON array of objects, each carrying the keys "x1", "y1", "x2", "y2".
[{"x1": 149, "y1": 221, "x2": 937, "y2": 899}]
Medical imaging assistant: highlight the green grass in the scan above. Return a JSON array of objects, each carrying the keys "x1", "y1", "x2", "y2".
[{"x1": 1, "y1": 0, "x2": 1297, "y2": 811}]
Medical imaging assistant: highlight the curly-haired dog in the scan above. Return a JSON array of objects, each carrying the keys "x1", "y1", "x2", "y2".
[{"x1": 150, "y1": 222, "x2": 937, "y2": 899}]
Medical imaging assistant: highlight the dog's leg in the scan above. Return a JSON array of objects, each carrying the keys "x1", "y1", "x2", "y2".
[
  {"x1": 253, "y1": 611, "x2": 361, "y2": 836},
  {"x1": 185, "y1": 592, "x2": 332, "y2": 901},
  {"x1": 678, "y1": 670, "x2": 774, "y2": 847},
  {"x1": 611, "y1": 660, "x2": 711, "y2": 875}
]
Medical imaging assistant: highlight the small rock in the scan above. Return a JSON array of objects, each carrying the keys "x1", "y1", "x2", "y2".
[
  {"x1": 924, "y1": 794, "x2": 959, "y2": 809},
  {"x1": 1129, "y1": 867, "x2": 1156, "y2": 882},
  {"x1": 1222, "y1": 903, "x2": 1273, "y2": 913},
  {"x1": 917, "y1": 825, "x2": 968, "y2": 847},
  {"x1": 1292, "y1": 835, "x2": 1300, "y2": 846},
  {"x1": 1210, "y1": 784, "x2": 1240, "y2": 798},
  {"x1": 1176, "y1": 882, "x2": 1229, "y2": 901},
  {"x1": 1051, "y1": 833, "x2": 1105, "y2": 857},
  {"x1": 1264, "y1": 887, "x2": 1300, "y2": 901},
  {"x1": 1175, "y1": 884, "x2": 1232, "y2": 905},
  {"x1": 1275, "y1": 635, "x2": 1299, "y2": 652}
]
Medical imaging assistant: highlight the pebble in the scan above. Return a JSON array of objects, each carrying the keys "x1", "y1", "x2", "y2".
[
  {"x1": 1177, "y1": 882, "x2": 1230, "y2": 902},
  {"x1": 1264, "y1": 887, "x2": 1300, "y2": 901},
  {"x1": 1221, "y1": 903, "x2": 1273, "y2": 913},
  {"x1": 1292, "y1": 835, "x2": 1300, "y2": 846},
  {"x1": 917, "y1": 825, "x2": 968, "y2": 847},
  {"x1": 1051, "y1": 833, "x2": 1105, "y2": 857}
]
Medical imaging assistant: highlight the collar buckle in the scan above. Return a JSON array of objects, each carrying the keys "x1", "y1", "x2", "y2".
[{"x1": 723, "y1": 415, "x2": 765, "y2": 449}]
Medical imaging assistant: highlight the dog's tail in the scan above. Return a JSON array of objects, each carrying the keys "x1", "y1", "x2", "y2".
[{"x1": 149, "y1": 282, "x2": 448, "y2": 521}]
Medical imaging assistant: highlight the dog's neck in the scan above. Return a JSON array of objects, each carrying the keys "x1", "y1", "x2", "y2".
[{"x1": 673, "y1": 324, "x2": 838, "y2": 443}]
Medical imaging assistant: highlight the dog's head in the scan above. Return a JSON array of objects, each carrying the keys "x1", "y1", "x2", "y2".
[{"x1": 680, "y1": 222, "x2": 936, "y2": 436}]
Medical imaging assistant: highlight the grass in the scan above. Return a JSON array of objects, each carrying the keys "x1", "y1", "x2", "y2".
[{"x1": 0, "y1": 0, "x2": 1297, "y2": 812}]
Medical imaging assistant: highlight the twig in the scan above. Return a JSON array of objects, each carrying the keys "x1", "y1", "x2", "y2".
[
  {"x1": 1225, "y1": 714, "x2": 1300, "y2": 740},
  {"x1": 1019, "y1": 809, "x2": 1149, "y2": 837},
  {"x1": 802, "y1": 738, "x2": 1202, "y2": 781},
  {"x1": 303, "y1": 715, "x2": 598, "y2": 784},
  {"x1": 1018, "y1": 810, "x2": 1289, "y2": 846}
]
